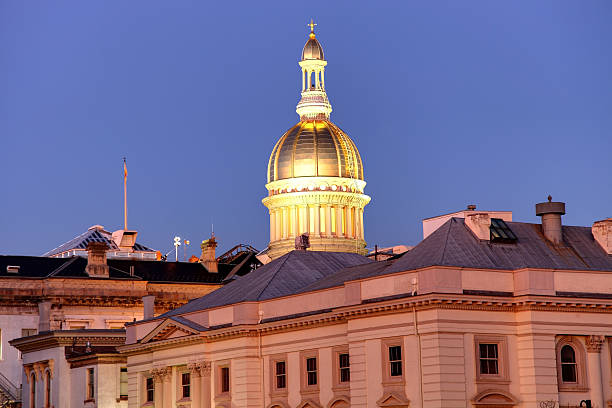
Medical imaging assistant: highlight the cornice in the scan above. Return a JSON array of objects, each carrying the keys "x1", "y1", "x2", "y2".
[
  {"x1": 10, "y1": 332, "x2": 126, "y2": 353},
  {"x1": 118, "y1": 334, "x2": 204, "y2": 355}
]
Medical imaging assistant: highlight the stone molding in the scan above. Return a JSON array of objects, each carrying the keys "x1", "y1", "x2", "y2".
[
  {"x1": 187, "y1": 361, "x2": 211, "y2": 378},
  {"x1": 151, "y1": 367, "x2": 171, "y2": 383},
  {"x1": 586, "y1": 335, "x2": 605, "y2": 353}
]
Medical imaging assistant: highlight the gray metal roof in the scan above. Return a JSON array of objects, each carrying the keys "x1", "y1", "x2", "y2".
[
  {"x1": 161, "y1": 250, "x2": 372, "y2": 317},
  {"x1": 43, "y1": 227, "x2": 153, "y2": 256},
  {"x1": 386, "y1": 218, "x2": 612, "y2": 274}
]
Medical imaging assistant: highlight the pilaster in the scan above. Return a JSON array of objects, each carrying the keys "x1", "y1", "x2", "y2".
[{"x1": 586, "y1": 335, "x2": 605, "y2": 408}]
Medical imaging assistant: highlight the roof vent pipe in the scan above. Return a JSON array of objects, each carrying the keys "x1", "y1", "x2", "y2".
[{"x1": 535, "y1": 196, "x2": 565, "y2": 245}]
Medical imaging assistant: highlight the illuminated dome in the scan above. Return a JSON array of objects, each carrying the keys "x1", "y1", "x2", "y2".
[
  {"x1": 262, "y1": 21, "x2": 371, "y2": 260},
  {"x1": 302, "y1": 36, "x2": 324, "y2": 60},
  {"x1": 267, "y1": 120, "x2": 364, "y2": 183}
]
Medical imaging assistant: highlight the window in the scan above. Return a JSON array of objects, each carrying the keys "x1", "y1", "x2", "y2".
[
  {"x1": 146, "y1": 377, "x2": 154, "y2": 402},
  {"x1": 86, "y1": 368, "x2": 94, "y2": 400},
  {"x1": 119, "y1": 367, "x2": 128, "y2": 398},
  {"x1": 560, "y1": 345, "x2": 577, "y2": 383},
  {"x1": 220, "y1": 367, "x2": 230, "y2": 393},
  {"x1": 339, "y1": 353, "x2": 350, "y2": 383},
  {"x1": 306, "y1": 357, "x2": 317, "y2": 386},
  {"x1": 275, "y1": 361, "x2": 286, "y2": 389},
  {"x1": 479, "y1": 343, "x2": 499, "y2": 375},
  {"x1": 490, "y1": 218, "x2": 517, "y2": 243},
  {"x1": 389, "y1": 346, "x2": 402, "y2": 377},
  {"x1": 44, "y1": 370, "x2": 51, "y2": 408},
  {"x1": 181, "y1": 372, "x2": 190, "y2": 399},
  {"x1": 30, "y1": 372, "x2": 36, "y2": 408}
]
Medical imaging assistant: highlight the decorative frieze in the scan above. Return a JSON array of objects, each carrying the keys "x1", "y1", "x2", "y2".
[{"x1": 586, "y1": 335, "x2": 605, "y2": 353}]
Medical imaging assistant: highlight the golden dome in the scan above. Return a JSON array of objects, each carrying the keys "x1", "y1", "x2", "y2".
[
  {"x1": 302, "y1": 36, "x2": 324, "y2": 60},
  {"x1": 267, "y1": 120, "x2": 364, "y2": 183}
]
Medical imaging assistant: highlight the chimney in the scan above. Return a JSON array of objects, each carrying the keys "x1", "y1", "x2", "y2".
[
  {"x1": 535, "y1": 196, "x2": 565, "y2": 245},
  {"x1": 464, "y1": 212, "x2": 491, "y2": 240},
  {"x1": 295, "y1": 233, "x2": 310, "y2": 250},
  {"x1": 143, "y1": 295, "x2": 155, "y2": 320},
  {"x1": 592, "y1": 218, "x2": 612, "y2": 254},
  {"x1": 38, "y1": 301, "x2": 51, "y2": 332},
  {"x1": 86, "y1": 242, "x2": 109, "y2": 278},
  {"x1": 200, "y1": 235, "x2": 218, "y2": 273}
]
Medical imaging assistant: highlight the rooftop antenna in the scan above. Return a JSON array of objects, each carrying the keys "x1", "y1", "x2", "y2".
[
  {"x1": 123, "y1": 157, "x2": 128, "y2": 230},
  {"x1": 173, "y1": 236, "x2": 181, "y2": 262}
]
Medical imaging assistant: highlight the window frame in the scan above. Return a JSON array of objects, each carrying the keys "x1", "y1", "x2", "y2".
[
  {"x1": 555, "y1": 336, "x2": 588, "y2": 392},
  {"x1": 474, "y1": 335, "x2": 509, "y2": 383},
  {"x1": 300, "y1": 350, "x2": 320, "y2": 394},
  {"x1": 118, "y1": 367, "x2": 128, "y2": 400},
  {"x1": 215, "y1": 362, "x2": 231, "y2": 399},
  {"x1": 85, "y1": 367, "x2": 95, "y2": 402},
  {"x1": 332, "y1": 346, "x2": 350, "y2": 390},
  {"x1": 44, "y1": 369, "x2": 52, "y2": 408},
  {"x1": 180, "y1": 371, "x2": 191, "y2": 400},
  {"x1": 269, "y1": 355, "x2": 288, "y2": 396},
  {"x1": 145, "y1": 376, "x2": 154, "y2": 404},
  {"x1": 381, "y1": 338, "x2": 405, "y2": 385}
]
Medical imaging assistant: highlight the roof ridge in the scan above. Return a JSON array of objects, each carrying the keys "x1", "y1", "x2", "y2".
[
  {"x1": 438, "y1": 218, "x2": 454, "y2": 265},
  {"x1": 42, "y1": 229, "x2": 93, "y2": 256},
  {"x1": 251, "y1": 251, "x2": 294, "y2": 300}
]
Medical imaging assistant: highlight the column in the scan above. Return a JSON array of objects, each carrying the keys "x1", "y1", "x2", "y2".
[
  {"x1": 321, "y1": 69, "x2": 325, "y2": 89},
  {"x1": 314, "y1": 204, "x2": 321, "y2": 237},
  {"x1": 188, "y1": 363, "x2": 202, "y2": 408},
  {"x1": 325, "y1": 205, "x2": 332, "y2": 237},
  {"x1": 282, "y1": 207, "x2": 288, "y2": 239},
  {"x1": 162, "y1": 367, "x2": 172, "y2": 408},
  {"x1": 299, "y1": 205, "x2": 307, "y2": 235},
  {"x1": 275, "y1": 210, "x2": 282, "y2": 241},
  {"x1": 586, "y1": 335, "x2": 605, "y2": 408},
  {"x1": 269, "y1": 210, "x2": 276, "y2": 242},
  {"x1": 335, "y1": 206, "x2": 343, "y2": 237},
  {"x1": 302, "y1": 69, "x2": 305, "y2": 91},
  {"x1": 315, "y1": 69, "x2": 320, "y2": 89},
  {"x1": 199, "y1": 362, "x2": 211, "y2": 408},
  {"x1": 151, "y1": 368, "x2": 167, "y2": 408},
  {"x1": 359, "y1": 208, "x2": 364, "y2": 239},
  {"x1": 346, "y1": 207, "x2": 353, "y2": 238},
  {"x1": 292, "y1": 206, "x2": 298, "y2": 237}
]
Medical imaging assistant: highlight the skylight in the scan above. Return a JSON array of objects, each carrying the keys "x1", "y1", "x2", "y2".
[{"x1": 490, "y1": 218, "x2": 517, "y2": 243}]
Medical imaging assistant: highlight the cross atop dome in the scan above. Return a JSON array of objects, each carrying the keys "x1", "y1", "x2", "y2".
[{"x1": 308, "y1": 19, "x2": 317, "y2": 38}]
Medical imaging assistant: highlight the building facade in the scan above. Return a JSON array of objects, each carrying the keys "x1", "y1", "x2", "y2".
[
  {"x1": 120, "y1": 198, "x2": 612, "y2": 408},
  {"x1": 262, "y1": 24, "x2": 370, "y2": 260}
]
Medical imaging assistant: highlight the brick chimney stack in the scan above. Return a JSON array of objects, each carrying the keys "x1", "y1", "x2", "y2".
[
  {"x1": 86, "y1": 241, "x2": 109, "y2": 278},
  {"x1": 201, "y1": 235, "x2": 218, "y2": 273}
]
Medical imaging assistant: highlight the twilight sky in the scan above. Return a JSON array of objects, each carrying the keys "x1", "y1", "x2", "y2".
[{"x1": 1, "y1": 1, "x2": 611, "y2": 257}]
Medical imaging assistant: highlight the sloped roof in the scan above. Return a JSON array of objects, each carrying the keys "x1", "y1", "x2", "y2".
[
  {"x1": 386, "y1": 218, "x2": 612, "y2": 274},
  {"x1": 161, "y1": 250, "x2": 372, "y2": 316},
  {"x1": 0, "y1": 253, "x2": 258, "y2": 284},
  {"x1": 43, "y1": 227, "x2": 154, "y2": 256}
]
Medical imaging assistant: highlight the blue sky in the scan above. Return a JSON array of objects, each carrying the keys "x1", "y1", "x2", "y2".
[{"x1": 1, "y1": 1, "x2": 611, "y2": 257}]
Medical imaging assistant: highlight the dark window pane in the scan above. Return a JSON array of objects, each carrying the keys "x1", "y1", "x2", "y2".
[
  {"x1": 339, "y1": 353, "x2": 350, "y2": 382},
  {"x1": 221, "y1": 367, "x2": 230, "y2": 393},
  {"x1": 307, "y1": 371, "x2": 317, "y2": 386},
  {"x1": 339, "y1": 353, "x2": 349, "y2": 368},
  {"x1": 306, "y1": 357, "x2": 317, "y2": 386},
  {"x1": 561, "y1": 363, "x2": 577, "y2": 383},
  {"x1": 390, "y1": 361, "x2": 402, "y2": 377},
  {"x1": 182, "y1": 373, "x2": 190, "y2": 398},
  {"x1": 276, "y1": 361, "x2": 286, "y2": 375},
  {"x1": 561, "y1": 345, "x2": 576, "y2": 363},
  {"x1": 275, "y1": 361, "x2": 286, "y2": 389},
  {"x1": 306, "y1": 357, "x2": 317, "y2": 372},
  {"x1": 146, "y1": 377, "x2": 154, "y2": 402}
]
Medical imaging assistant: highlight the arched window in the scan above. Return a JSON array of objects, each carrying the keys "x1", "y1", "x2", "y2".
[
  {"x1": 560, "y1": 345, "x2": 577, "y2": 383},
  {"x1": 30, "y1": 372, "x2": 36, "y2": 408},
  {"x1": 556, "y1": 336, "x2": 587, "y2": 391}
]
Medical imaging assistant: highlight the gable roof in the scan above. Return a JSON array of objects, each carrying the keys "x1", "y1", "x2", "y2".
[
  {"x1": 386, "y1": 218, "x2": 612, "y2": 274},
  {"x1": 161, "y1": 250, "x2": 372, "y2": 317}
]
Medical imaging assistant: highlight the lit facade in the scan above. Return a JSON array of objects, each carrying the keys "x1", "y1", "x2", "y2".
[{"x1": 262, "y1": 24, "x2": 371, "y2": 260}]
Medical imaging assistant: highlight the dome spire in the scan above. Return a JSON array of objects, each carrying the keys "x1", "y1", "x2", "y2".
[{"x1": 308, "y1": 19, "x2": 317, "y2": 38}]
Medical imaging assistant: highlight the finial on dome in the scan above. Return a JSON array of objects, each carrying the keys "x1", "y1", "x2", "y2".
[{"x1": 308, "y1": 19, "x2": 317, "y2": 38}]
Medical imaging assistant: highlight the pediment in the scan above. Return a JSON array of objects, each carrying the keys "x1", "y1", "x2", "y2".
[
  {"x1": 140, "y1": 318, "x2": 201, "y2": 344},
  {"x1": 377, "y1": 392, "x2": 410, "y2": 407}
]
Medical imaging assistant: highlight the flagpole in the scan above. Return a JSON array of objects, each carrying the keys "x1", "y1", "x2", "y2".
[{"x1": 123, "y1": 158, "x2": 128, "y2": 230}]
